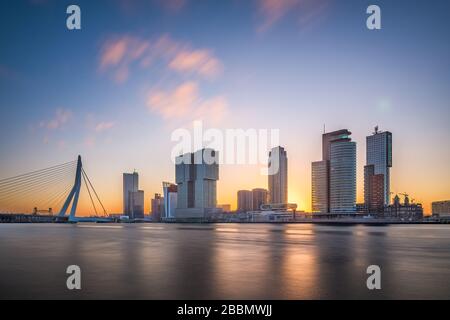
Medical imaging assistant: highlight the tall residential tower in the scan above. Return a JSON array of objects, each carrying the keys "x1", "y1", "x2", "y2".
[
  {"x1": 175, "y1": 148, "x2": 219, "y2": 219},
  {"x1": 312, "y1": 129, "x2": 356, "y2": 213},
  {"x1": 268, "y1": 146, "x2": 288, "y2": 204},
  {"x1": 365, "y1": 127, "x2": 392, "y2": 209}
]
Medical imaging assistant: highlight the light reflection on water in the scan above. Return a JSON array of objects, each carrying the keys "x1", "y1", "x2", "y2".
[{"x1": 0, "y1": 223, "x2": 449, "y2": 299}]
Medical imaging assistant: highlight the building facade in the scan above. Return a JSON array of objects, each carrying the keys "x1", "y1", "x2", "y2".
[
  {"x1": 311, "y1": 160, "x2": 329, "y2": 213},
  {"x1": 364, "y1": 165, "x2": 385, "y2": 213},
  {"x1": 312, "y1": 129, "x2": 356, "y2": 213},
  {"x1": 162, "y1": 182, "x2": 177, "y2": 219},
  {"x1": 329, "y1": 139, "x2": 356, "y2": 213},
  {"x1": 175, "y1": 149, "x2": 219, "y2": 219},
  {"x1": 218, "y1": 204, "x2": 231, "y2": 212},
  {"x1": 365, "y1": 127, "x2": 392, "y2": 206},
  {"x1": 432, "y1": 200, "x2": 450, "y2": 215},
  {"x1": 384, "y1": 195, "x2": 423, "y2": 220},
  {"x1": 129, "y1": 190, "x2": 144, "y2": 219},
  {"x1": 151, "y1": 193, "x2": 164, "y2": 221},
  {"x1": 252, "y1": 188, "x2": 268, "y2": 211},
  {"x1": 123, "y1": 172, "x2": 138, "y2": 216},
  {"x1": 237, "y1": 190, "x2": 253, "y2": 212},
  {"x1": 268, "y1": 146, "x2": 288, "y2": 204}
]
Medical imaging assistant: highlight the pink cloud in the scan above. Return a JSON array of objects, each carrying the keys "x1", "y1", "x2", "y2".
[
  {"x1": 99, "y1": 36, "x2": 151, "y2": 83},
  {"x1": 169, "y1": 49, "x2": 223, "y2": 78},
  {"x1": 95, "y1": 121, "x2": 116, "y2": 132},
  {"x1": 40, "y1": 109, "x2": 72, "y2": 130},
  {"x1": 146, "y1": 81, "x2": 228, "y2": 123},
  {"x1": 256, "y1": 0, "x2": 331, "y2": 32},
  {"x1": 99, "y1": 34, "x2": 223, "y2": 83},
  {"x1": 257, "y1": 0, "x2": 300, "y2": 32}
]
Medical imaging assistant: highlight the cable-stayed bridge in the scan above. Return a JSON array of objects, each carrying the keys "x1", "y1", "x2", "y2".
[{"x1": 0, "y1": 156, "x2": 111, "y2": 223}]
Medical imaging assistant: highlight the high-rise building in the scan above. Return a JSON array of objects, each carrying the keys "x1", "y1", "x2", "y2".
[
  {"x1": 322, "y1": 129, "x2": 352, "y2": 161},
  {"x1": 237, "y1": 190, "x2": 253, "y2": 212},
  {"x1": 252, "y1": 188, "x2": 268, "y2": 211},
  {"x1": 365, "y1": 127, "x2": 392, "y2": 206},
  {"x1": 123, "y1": 172, "x2": 138, "y2": 216},
  {"x1": 129, "y1": 190, "x2": 144, "y2": 219},
  {"x1": 162, "y1": 182, "x2": 177, "y2": 219},
  {"x1": 364, "y1": 165, "x2": 384, "y2": 213},
  {"x1": 312, "y1": 129, "x2": 355, "y2": 213},
  {"x1": 311, "y1": 160, "x2": 328, "y2": 213},
  {"x1": 329, "y1": 138, "x2": 357, "y2": 213},
  {"x1": 151, "y1": 193, "x2": 164, "y2": 221},
  {"x1": 175, "y1": 148, "x2": 219, "y2": 219},
  {"x1": 268, "y1": 146, "x2": 288, "y2": 204}
]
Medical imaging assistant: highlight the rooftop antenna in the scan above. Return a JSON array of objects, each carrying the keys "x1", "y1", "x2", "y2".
[
  {"x1": 323, "y1": 124, "x2": 326, "y2": 134},
  {"x1": 374, "y1": 125, "x2": 379, "y2": 134}
]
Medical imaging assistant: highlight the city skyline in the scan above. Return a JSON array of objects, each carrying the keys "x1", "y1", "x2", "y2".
[{"x1": 0, "y1": 0, "x2": 449, "y2": 215}]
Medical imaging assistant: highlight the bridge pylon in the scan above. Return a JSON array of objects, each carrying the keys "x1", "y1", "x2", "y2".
[{"x1": 58, "y1": 155, "x2": 82, "y2": 222}]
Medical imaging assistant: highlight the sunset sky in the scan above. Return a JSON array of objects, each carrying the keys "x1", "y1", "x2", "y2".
[{"x1": 0, "y1": 0, "x2": 449, "y2": 215}]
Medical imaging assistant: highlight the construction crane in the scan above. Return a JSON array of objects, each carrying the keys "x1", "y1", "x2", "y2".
[{"x1": 399, "y1": 192, "x2": 410, "y2": 205}]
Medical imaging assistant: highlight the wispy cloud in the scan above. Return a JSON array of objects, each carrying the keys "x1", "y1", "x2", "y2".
[
  {"x1": 257, "y1": 0, "x2": 300, "y2": 32},
  {"x1": 99, "y1": 34, "x2": 223, "y2": 83},
  {"x1": 255, "y1": 0, "x2": 331, "y2": 32},
  {"x1": 39, "y1": 108, "x2": 72, "y2": 130},
  {"x1": 169, "y1": 49, "x2": 223, "y2": 78},
  {"x1": 146, "y1": 81, "x2": 228, "y2": 124},
  {"x1": 95, "y1": 121, "x2": 116, "y2": 132}
]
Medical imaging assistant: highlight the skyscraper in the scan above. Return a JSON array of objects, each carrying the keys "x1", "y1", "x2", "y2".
[
  {"x1": 268, "y1": 146, "x2": 288, "y2": 204},
  {"x1": 129, "y1": 190, "x2": 144, "y2": 219},
  {"x1": 237, "y1": 190, "x2": 253, "y2": 212},
  {"x1": 329, "y1": 138, "x2": 357, "y2": 213},
  {"x1": 123, "y1": 171, "x2": 138, "y2": 215},
  {"x1": 162, "y1": 182, "x2": 177, "y2": 219},
  {"x1": 175, "y1": 148, "x2": 219, "y2": 219},
  {"x1": 311, "y1": 160, "x2": 328, "y2": 213},
  {"x1": 151, "y1": 193, "x2": 164, "y2": 221},
  {"x1": 252, "y1": 188, "x2": 268, "y2": 211},
  {"x1": 312, "y1": 129, "x2": 356, "y2": 213},
  {"x1": 365, "y1": 127, "x2": 392, "y2": 206},
  {"x1": 364, "y1": 165, "x2": 384, "y2": 213}
]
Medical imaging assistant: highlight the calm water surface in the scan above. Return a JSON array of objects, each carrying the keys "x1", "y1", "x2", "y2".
[{"x1": 0, "y1": 223, "x2": 449, "y2": 299}]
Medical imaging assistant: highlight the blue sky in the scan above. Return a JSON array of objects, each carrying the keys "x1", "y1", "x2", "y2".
[{"x1": 0, "y1": 0, "x2": 449, "y2": 213}]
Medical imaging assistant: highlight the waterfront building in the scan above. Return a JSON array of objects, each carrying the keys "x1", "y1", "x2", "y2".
[
  {"x1": 123, "y1": 171, "x2": 138, "y2": 216},
  {"x1": 311, "y1": 160, "x2": 328, "y2": 213},
  {"x1": 268, "y1": 146, "x2": 288, "y2": 204},
  {"x1": 365, "y1": 127, "x2": 392, "y2": 206},
  {"x1": 237, "y1": 190, "x2": 253, "y2": 212},
  {"x1": 218, "y1": 204, "x2": 231, "y2": 212},
  {"x1": 329, "y1": 134, "x2": 357, "y2": 213},
  {"x1": 384, "y1": 194, "x2": 423, "y2": 220},
  {"x1": 151, "y1": 193, "x2": 164, "y2": 221},
  {"x1": 252, "y1": 188, "x2": 268, "y2": 211},
  {"x1": 129, "y1": 190, "x2": 144, "y2": 219},
  {"x1": 312, "y1": 129, "x2": 356, "y2": 213},
  {"x1": 162, "y1": 182, "x2": 177, "y2": 219},
  {"x1": 175, "y1": 148, "x2": 219, "y2": 219},
  {"x1": 432, "y1": 200, "x2": 450, "y2": 215},
  {"x1": 364, "y1": 165, "x2": 385, "y2": 213}
]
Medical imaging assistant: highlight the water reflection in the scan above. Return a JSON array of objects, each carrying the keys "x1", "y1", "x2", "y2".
[{"x1": 0, "y1": 223, "x2": 449, "y2": 299}]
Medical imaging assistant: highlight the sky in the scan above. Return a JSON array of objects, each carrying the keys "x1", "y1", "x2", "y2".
[{"x1": 0, "y1": 0, "x2": 449, "y2": 215}]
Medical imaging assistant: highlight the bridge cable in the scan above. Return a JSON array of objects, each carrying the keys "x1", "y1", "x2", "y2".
[
  {"x1": 82, "y1": 169, "x2": 98, "y2": 216},
  {"x1": 82, "y1": 168, "x2": 108, "y2": 216}
]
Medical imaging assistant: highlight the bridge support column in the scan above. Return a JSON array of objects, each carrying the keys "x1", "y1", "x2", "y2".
[{"x1": 58, "y1": 155, "x2": 82, "y2": 221}]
